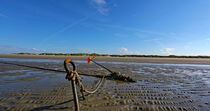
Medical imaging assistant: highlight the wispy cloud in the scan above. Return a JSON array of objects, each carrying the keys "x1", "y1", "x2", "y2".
[
  {"x1": 143, "y1": 38, "x2": 160, "y2": 42},
  {"x1": 114, "y1": 33, "x2": 128, "y2": 38},
  {"x1": 97, "y1": 24, "x2": 174, "y2": 39},
  {"x1": 38, "y1": 16, "x2": 89, "y2": 47},
  {"x1": 0, "y1": 45, "x2": 18, "y2": 52},
  {"x1": 0, "y1": 13, "x2": 7, "y2": 17},
  {"x1": 48, "y1": 17, "x2": 88, "y2": 38},
  {"x1": 160, "y1": 48, "x2": 174, "y2": 55},
  {"x1": 92, "y1": 0, "x2": 106, "y2": 5},
  {"x1": 77, "y1": 48, "x2": 97, "y2": 53},
  {"x1": 0, "y1": 45, "x2": 47, "y2": 54},
  {"x1": 206, "y1": 38, "x2": 210, "y2": 41},
  {"x1": 119, "y1": 48, "x2": 141, "y2": 55},
  {"x1": 30, "y1": 48, "x2": 46, "y2": 52},
  {"x1": 90, "y1": 0, "x2": 108, "y2": 15}
]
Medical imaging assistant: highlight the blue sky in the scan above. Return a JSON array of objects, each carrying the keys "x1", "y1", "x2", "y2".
[{"x1": 1, "y1": 0, "x2": 210, "y2": 55}]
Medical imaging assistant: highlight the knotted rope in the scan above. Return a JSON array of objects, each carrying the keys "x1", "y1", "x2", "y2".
[{"x1": 64, "y1": 59, "x2": 105, "y2": 111}]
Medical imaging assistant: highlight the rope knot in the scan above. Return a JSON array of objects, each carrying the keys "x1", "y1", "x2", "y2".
[{"x1": 65, "y1": 70, "x2": 78, "y2": 81}]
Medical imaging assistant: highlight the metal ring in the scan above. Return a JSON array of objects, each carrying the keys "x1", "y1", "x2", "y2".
[{"x1": 64, "y1": 59, "x2": 76, "y2": 72}]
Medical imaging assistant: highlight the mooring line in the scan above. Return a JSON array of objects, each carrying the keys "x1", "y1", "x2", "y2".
[
  {"x1": 0, "y1": 61, "x2": 135, "y2": 82},
  {"x1": 0, "y1": 61, "x2": 105, "y2": 78}
]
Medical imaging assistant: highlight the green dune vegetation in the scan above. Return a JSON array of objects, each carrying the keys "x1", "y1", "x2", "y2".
[{"x1": 13, "y1": 53, "x2": 210, "y2": 58}]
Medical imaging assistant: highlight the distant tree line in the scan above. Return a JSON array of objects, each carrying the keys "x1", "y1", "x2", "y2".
[
  {"x1": 14, "y1": 53, "x2": 210, "y2": 58},
  {"x1": 39, "y1": 53, "x2": 109, "y2": 56},
  {"x1": 14, "y1": 52, "x2": 38, "y2": 55},
  {"x1": 110, "y1": 54, "x2": 210, "y2": 58}
]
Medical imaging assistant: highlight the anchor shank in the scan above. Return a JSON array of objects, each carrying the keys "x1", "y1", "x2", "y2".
[{"x1": 71, "y1": 79, "x2": 80, "y2": 111}]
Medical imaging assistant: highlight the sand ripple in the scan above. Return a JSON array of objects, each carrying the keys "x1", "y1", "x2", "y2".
[{"x1": 0, "y1": 59, "x2": 210, "y2": 111}]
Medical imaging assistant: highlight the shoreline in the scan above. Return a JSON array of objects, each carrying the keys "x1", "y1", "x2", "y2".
[{"x1": 1, "y1": 54, "x2": 210, "y2": 65}]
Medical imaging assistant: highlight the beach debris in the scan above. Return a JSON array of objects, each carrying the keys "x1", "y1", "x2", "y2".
[
  {"x1": 108, "y1": 72, "x2": 136, "y2": 82},
  {"x1": 88, "y1": 57, "x2": 136, "y2": 82}
]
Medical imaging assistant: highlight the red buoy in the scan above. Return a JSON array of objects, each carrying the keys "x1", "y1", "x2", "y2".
[{"x1": 88, "y1": 57, "x2": 91, "y2": 64}]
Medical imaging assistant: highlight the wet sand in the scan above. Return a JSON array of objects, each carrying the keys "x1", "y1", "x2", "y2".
[
  {"x1": 0, "y1": 57, "x2": 210, "y2": 111},
  {"x1": 1, "y1": 54, "x2": 210, "y2": 65}
]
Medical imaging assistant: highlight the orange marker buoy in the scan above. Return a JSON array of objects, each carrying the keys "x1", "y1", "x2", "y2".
[{"x1": 88, "y1": 57, "x2": 91, "y2": 64}]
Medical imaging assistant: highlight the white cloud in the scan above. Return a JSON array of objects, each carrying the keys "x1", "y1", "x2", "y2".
[
  {"x1": 164, "y1": 48, "x2": 174, "y2": 52},
  {"x1": 90, "y1": 0, "x2": 108, "y2": 15},
  {"x1": 119, "y1": 48, "x2": 141, "y2": 55},
  {"x1": 206, "y1": 38, "x2": 210, "y2": 41},
  {"x1": 92, "y1": 0, "x2": 106, "y2": 5},
  {"x1": 160, "y1": 48, "x2": 174, "y2": 55},
  {"x1": 30, "y1": 48, "x2": 46, "y2": 52}
]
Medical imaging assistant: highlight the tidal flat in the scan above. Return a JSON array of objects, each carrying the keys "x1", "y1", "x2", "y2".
[{"x1": 0, "y1": 57, "x2": 210, "y2": 111}]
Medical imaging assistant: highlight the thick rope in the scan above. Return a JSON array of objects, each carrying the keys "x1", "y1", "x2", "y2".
[{"x1": 66, "y1": 70, "x2": 105, "y2": 96}]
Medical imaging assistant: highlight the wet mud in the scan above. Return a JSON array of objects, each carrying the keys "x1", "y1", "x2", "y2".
[{"x1": 0, "y1": 58, "x2": 210, "y2": 111}]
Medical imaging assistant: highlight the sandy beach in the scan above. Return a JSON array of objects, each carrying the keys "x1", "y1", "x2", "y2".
[
  {"x1": 0, "y1": 55, "x2": 210, "y2": 111},
  {"x1": 1, "y1": 54, "x2": 210, "y2": 65}
]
